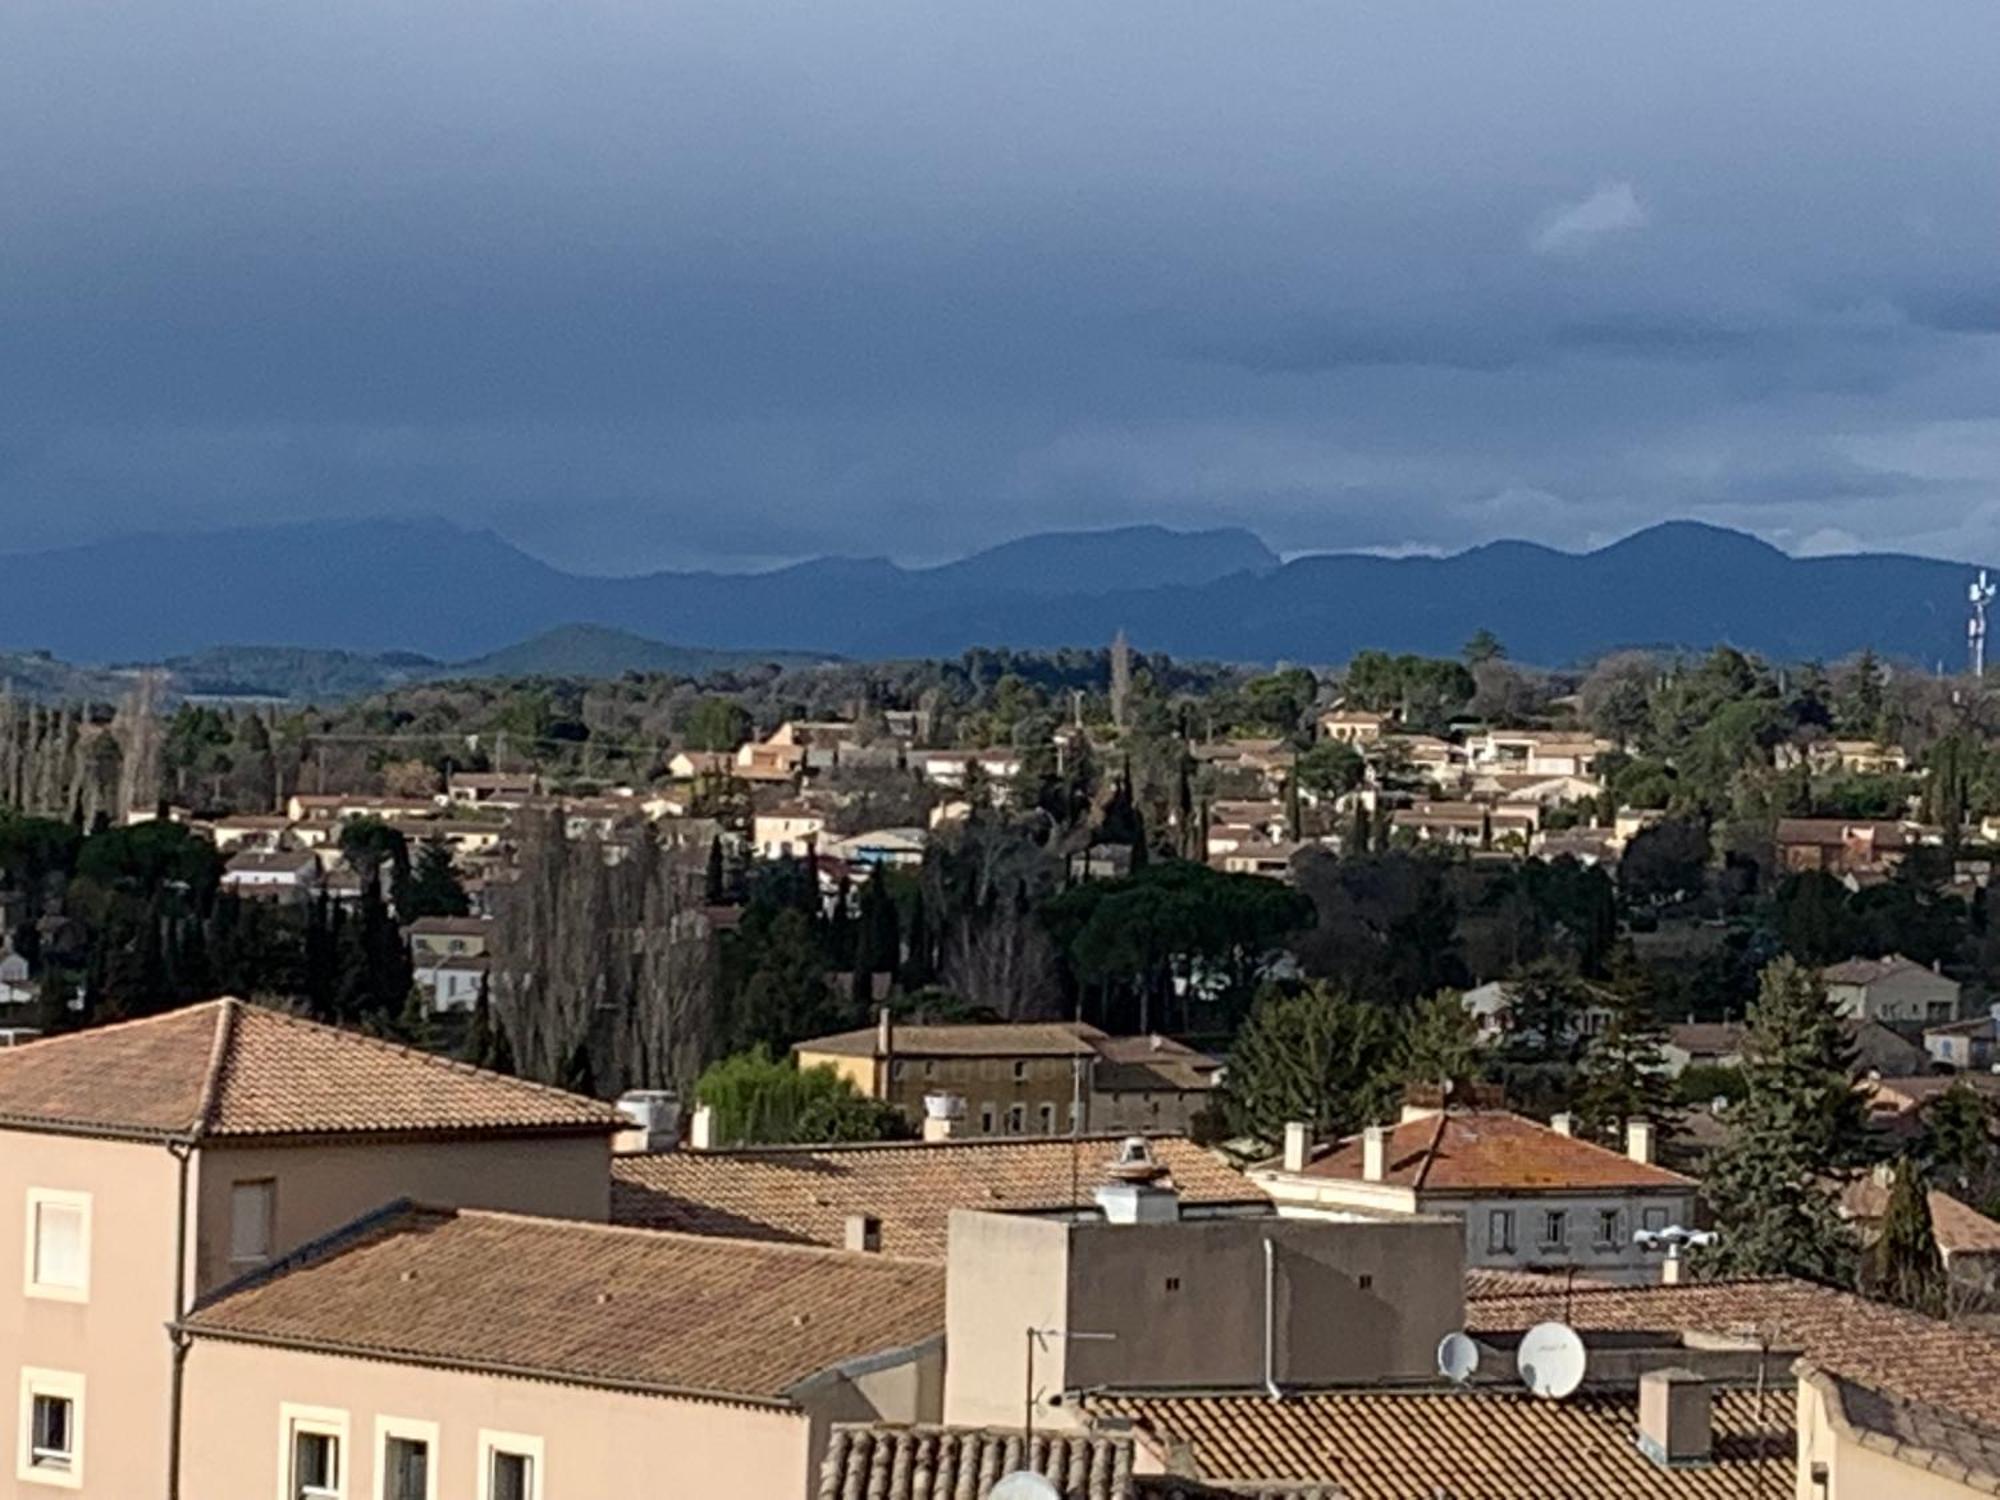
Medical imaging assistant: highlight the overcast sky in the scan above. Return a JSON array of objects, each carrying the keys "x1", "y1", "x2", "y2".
[{"x1": 3, "y1": 1, "x2": 1997, "y2": 574}]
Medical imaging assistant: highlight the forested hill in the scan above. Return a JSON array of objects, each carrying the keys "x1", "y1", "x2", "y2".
[{"x1": 0, "y1": 516, "x2": 1984, "y2": 668}]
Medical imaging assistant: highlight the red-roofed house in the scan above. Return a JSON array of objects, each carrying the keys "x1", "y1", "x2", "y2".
[{"x1": 1251, "y1": 1107, "x2": 1697, "y2": 1283}]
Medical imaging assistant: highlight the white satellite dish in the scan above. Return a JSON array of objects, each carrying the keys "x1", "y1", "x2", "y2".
[
  {"x1": 1437, "y1": 1330, "x2": 1480, "y2": 1384},
  {"x1": 1515, "y1": 1320, "x2": 1586, "y2": 1400},
  {"x1": 991, "y1": 1473, "x2": 1062, "y2": 1500}
]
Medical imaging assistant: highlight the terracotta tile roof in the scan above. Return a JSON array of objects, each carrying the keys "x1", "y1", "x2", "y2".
[
  {"x1": 798, "y1": 1021, "x2": 1106, "y2": 1059},
  {"x1": 611, "y1": 1135, "x2": 1262, "y2": 1259},
  {"x1": 1821, "y1": 952, "x2": 1941, "y2": 985},
  {"x1": 815, "y1": 1426, "x2": 1337, "y2": 1500},
  {"x1": 1802, "y1": 1365, "x2": 2000, "y2": 1494},
  {"x1": 1838, "y1": 1177, "x2": 2000, "y2": 1256},
  {"x1": 1091, "y1": 1035, "x2": 1223, "y2": 1094},
  {"x1": 0, "y1": 997, "x2": 625, "y2": 1142},
  {"x1": 1289, "y1": 1110, "x2": 1693, "y2": 1193},
  {"x1": 1467, "y1": 1277, "x2": 2000, "y2": 1429},
  {"x1": 184, "y1": 1205, "x2": 945, "y2": 1404},
  {"x1": 1107, "y1": 1388, "x2": 1790, "y2": 1498}
]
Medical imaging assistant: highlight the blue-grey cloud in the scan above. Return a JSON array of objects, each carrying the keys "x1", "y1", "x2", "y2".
[{"x1": 0, "y1": 0, "x2": 1997, "y2": 573}]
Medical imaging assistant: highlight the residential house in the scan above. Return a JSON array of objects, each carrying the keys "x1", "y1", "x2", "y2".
[
  {"x1": 444, "y1": 770, "x2": 542, "y2": 807},
  {"x1": 178, "y1": 1209, "x2": 945, "y2": 1500},
  {"x1": 1777, "y1": 738, "x2": 1911, "y2": 776},
  {"x1": 406, "y1": 915, "x2": 492, "y2": 963},
  {"x1": 220, "y1": 848, "x2": 320, "y2": 903},
  {"x1": 665, "y1": 749, "x2": 734, "y2": 781},
  {"x1": 0, "y1": 998, "x2": 625, "y2": 1499},
  {"x1": 1467, "y1": 728, "x2": 1611, "y2": 778},
  {"x1": 793, "y1": 1015, "x2": 1223, "y2": 1138},
  {"x1": 1530, "y1": 825, "x2": 1620, "y2": 865},
  {"x1": 206, "y1": 813, "x2": 295, "y2": 852},
  {"x1": 1214, "y1": 841, "x2": 1309, "y2": 880},
  {"x1": 1390, "y1": 801, "x2": 1536, "y2": 850},
  {"x1": 1316, "y1": 708, "x2": 1388, "y2": 745},
  {"x1": 754, "y1": 806, "x2": 827, "y2": 860},
  {"x1": 736, "y1": 740, "x2": 808, "y2": 783},
  {"x1": 610, "y1": 1133, "x2": 1259, "y2": 1258},
  {"x1": 1774, "y1": 818, "x2": 1918, "y2": 877},
  {"x1": 1821, "y1": 953, "x2": 1960, "y2": 1027},
  {"x1": 915, "y1": 749, "x2": 1023, "y2": 791},
  {"x1": 1839, "y1": 1167, "x2": 2000, "y2": 1305},
  {"x1": 1660, "y1": 1022, "x2": 1747, "y2": 1076},
  {"x1": 821, "y1": 827, "x2": 927, "y2": 868},
  {"x1": 1458, "y1": 979, "x2": 1613, "y2": 1046},
  {"x1": 1252, "y1": 1107, "x2": 1698, "y2": 1282},
  {"x1": 1927, "y1": 1010, "x2": 2000, "y2": 1071}
]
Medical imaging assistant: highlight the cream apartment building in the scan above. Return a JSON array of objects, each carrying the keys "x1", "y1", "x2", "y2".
[{"x1": 0, "y1": 998, "x2": 625, "y2": 1499}]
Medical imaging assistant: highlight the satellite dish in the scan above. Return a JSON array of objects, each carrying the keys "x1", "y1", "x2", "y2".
[
  {"x1": 1437, "y1": 1330, "x2": 1480, "y2": 1384},
  {"x1": 1516, "y1": 1321, "x2": 1586, "y2": 1400},
  {"x1": 991, "y1": 1474, "x2": 1062, "y2": 1500}
]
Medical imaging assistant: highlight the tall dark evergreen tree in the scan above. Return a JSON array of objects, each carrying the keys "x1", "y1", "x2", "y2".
[
  {"x1": 1700, "y1": 957, "x2": 1868, "y2": 1282},
  {"x1": 1862, "y1": 1159, "x2": 1945, "y2": 1317},
  {"x1": 1576, "y1": 966, "x2": 1673, "y2": 1142}
]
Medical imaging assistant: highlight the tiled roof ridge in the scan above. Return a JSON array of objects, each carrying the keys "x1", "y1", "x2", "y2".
[
  {"x1": 449, "y1": 1204, "x2": 945, "y2": 1268},
  {"x1": 1799, "y1": 1362, "x2": 2000, "y2": 1492},
  {"x1": 1467, "y1": 1272, "x2": 1801, "y2": 1303},
  {"x1": 667, "y1": 1129, "x2": 1212, "y2": 1160},
  {"x1": 191, "y1": 996, "x2": 242, "y2": 1136},
  {"x1": 222, "y1": 999, "x2": 628, "y2": 1128}
]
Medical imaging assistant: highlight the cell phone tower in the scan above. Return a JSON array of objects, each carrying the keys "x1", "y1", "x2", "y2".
[{"x1": 1971, "y1": 570, "x2": 1996, "y2": 677}]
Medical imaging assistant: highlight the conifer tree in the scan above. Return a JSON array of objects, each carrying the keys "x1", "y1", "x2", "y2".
[
  {"x1": 1700, "y1": 957, "x2": 1868, "y2": 1282},
  {"x1": 1862, "y1": 1158, "x2": 1945, "y2": 1317},
  {"x1": 1576, "y1": 967, "x2": 1673, "y2": 1143}
]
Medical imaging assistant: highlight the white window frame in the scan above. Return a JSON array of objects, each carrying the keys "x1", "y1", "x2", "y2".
[
  {"x1": 1487, "y1": 1209, "x2": 1515, "y2": 1253},
  {"x1": 1540, "y1": 1209, "x2": 1567, "y2": 1248},
  {"x1": 373, "y1": 1416, "x2": 439, "y2": 1500},
  {"x1": 476, "y1": 1430, "x2": 544, "y2": 1500},
  {"x1": 277, "y1": 1403, "x2": 349, "y2": 1500},
  {"x1": 23, "y1": 1189, "x2": 91, "y2": 1303},
  {"x1": 1595, "y1": 1207, "x2": 1622, "y2": 1248},
  {"x1": 17, "y1": 1367, "x2": 85, "y2": 1489}
]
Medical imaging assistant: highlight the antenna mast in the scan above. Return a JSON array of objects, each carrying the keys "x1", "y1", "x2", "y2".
[{"x1": 1971, "y1": 571, "x2": 1995, "y2": 677}]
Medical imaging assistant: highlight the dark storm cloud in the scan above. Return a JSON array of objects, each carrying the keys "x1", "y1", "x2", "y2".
[{"x1": 1, "y1": 0, "x2": 1997, "y2": 571}]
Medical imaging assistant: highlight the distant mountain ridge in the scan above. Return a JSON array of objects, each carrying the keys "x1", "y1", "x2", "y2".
[{"x1": 0, "y1": 516, "x2": 1985, "y2": 670}]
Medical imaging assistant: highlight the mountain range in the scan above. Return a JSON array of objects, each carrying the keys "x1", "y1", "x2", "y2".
[{"x1": 0, "y1": 517, "x2": 1984, "y2": 678}]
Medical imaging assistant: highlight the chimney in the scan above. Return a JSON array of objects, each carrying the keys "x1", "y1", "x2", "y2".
[
  {"x1": 1636, "y1": 1368, "x2": 1712, "y2": 1468},
  {"x1": 877, "y1": 1005, "x2": 894, "y2": 1058},
  {"x1": 1550, "y1": 1112, "x2": 1575, "y2": 1138},
  {"x1": 612, "y1": 1089, "x2": 681, "y2": 1154},
  {"x1": 1283, "y1": 1121, "x2": 1311, "y2": 1174},
  {"x1": 922, "y1": 1092, "x2": 964, "y2": 1143},
  {"x1": 689, "y1": 1103, "x2": 717, "y2": 1151},
  {"x1": 1661, "y1": 1254, "x2": 1684, "y2": 1286},
  {"x1": 844, "y1": 1213, "x2": 883, "y2": 1253},
  {"x1": 1096, "y1": 1137, "x2": 1180, "y2": 1224},
  {"x1": 1362, "y1": 1124, "x2": 1387, "y2": 1184},
  {"x1": 1626, "y1": 1118, "x2": 1655, "y2": 1166}
]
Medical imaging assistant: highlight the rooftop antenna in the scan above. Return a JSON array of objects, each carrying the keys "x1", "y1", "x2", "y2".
[
  {"x1": 1437, "y1": 1331, "x2": 1481, "y2": 1385},
  {"x1": 1515, "y1": 1321, "x2": 1587, "y2": 1400},
  {"x1": 1971, "y1": 571, "x2": 1995, "y2": 677}
]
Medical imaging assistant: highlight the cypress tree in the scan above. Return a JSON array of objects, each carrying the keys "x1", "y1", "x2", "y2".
[
  {"x1": 704, "y1": 837, "x2": 725, "y2": 904},
  {"x1": 1700, "y1": 957, "x2": 1868, "y2": 1282},
  {"x1": 1862, "y1": 1159, "x2": 1946, "y2": 1316},
  {"x1": 1576, "y1": 968, "x2": 1674, "y2": 1142}
]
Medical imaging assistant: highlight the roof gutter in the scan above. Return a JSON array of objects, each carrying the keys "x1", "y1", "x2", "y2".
[{"x1": 170, "y1": 1324, "x2": 798, "y2": 1412}]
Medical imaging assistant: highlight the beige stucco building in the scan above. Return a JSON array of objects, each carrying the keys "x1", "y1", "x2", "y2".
[
  {"x1": 794, "y1": 1014, "x2": 1221, "y2": 1140},
  {"x1": 0, "y1": 998, "x2": 625, "y2": 1500}
]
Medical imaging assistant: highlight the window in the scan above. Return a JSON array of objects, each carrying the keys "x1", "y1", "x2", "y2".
[
  {"x1": 1006, "y1": 1103, "x2": 1026, "y2": 1135},
  {"x1": 1540, "y1": 1210, "x2": 1567, "y2": 1247},
  {"x1": 1487, "y1": 1209, "x2": 1515, "y2": 1253},
  {"x1": 1011, "y1": 1060, "x2": 1028, "y2": 1082},
  {"x1": 1039, "y1": 1103, "x2": 1057, "y2": 1135},
  {"x1": 24, "y1": 1190, "x2": 90, "y2": 1301},
  {"x1": 280, "y1": 1405, "x2": 347, "y2": 1500},
  {"x1": 230, "y1": 1179, "x2": 276, "y2": 1265},
  {"x1": 1596, "y1": 1208, "x2": 1621, "y2": 1247},
  {"x1": 16, "y1": 1369, "x2": 84, "y2": 1489},
  {"x1": 1641, "y1": 1205, "x2": 1669, "y2": 1232},
  {"x1": 375, "y1": 1418, "x2": 437, "y2": 1500},
  {"x1": 979, "y1": 1103, "x2": 996, "y2": 1134},
  {"x1": 478, "y1": 1431, "x2": 544, "y2": 1500}
]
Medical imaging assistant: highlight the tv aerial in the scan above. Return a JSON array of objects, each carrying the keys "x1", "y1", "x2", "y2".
[
  {"x1": 1437, "y1": 1331, "x2": 1481, "y2": 1385},
  {"x1": 991, "y1": 1474, "x2": 1062, "y2": 1500},
  {"x1": 1515, "y1": 1321, "x2": 1586, "y2": 1400}
]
